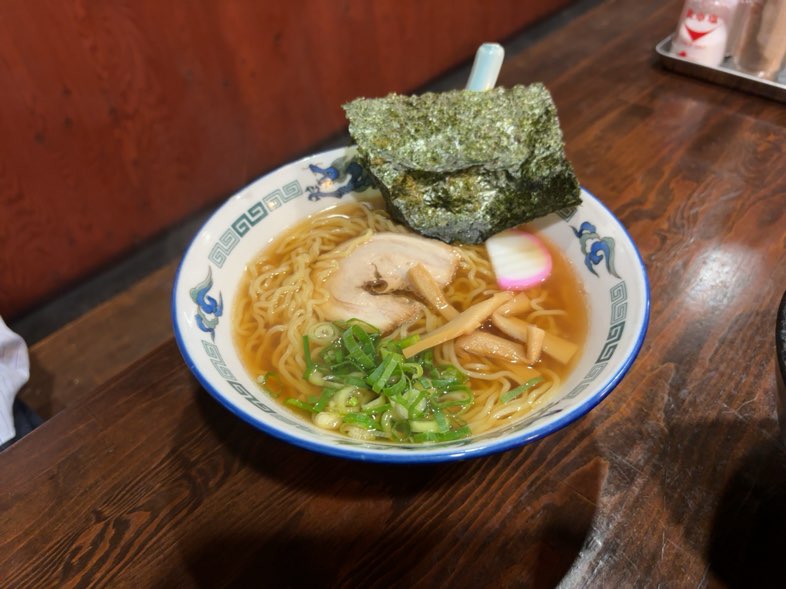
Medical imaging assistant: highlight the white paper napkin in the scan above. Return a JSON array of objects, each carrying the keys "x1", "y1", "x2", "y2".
[{"x1": 0, "y1": 315, "x2": 30, "y2": 444}]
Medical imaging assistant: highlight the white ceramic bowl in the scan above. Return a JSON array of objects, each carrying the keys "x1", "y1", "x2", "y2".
[{"x1": 172, "y1": 147, "x2": 650, "y2": 463}]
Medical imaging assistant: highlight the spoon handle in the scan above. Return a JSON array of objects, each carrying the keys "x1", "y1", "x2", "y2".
[{"x1": 466, "y1": 43, "x2": 505, "y2": 91}]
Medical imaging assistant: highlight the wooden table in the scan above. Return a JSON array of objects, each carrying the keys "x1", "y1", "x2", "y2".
[{"x1": 3, "y1": 0, "x2": 786, "y2": 586}]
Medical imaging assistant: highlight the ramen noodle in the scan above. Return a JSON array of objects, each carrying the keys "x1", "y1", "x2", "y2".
[{"x1": 233, "y1": 202, "x2": 587, "y2": 443}]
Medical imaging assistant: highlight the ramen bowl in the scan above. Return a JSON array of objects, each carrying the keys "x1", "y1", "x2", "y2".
[{"x1": 172, "y1": 147, "x2": 650, "y2": 463}]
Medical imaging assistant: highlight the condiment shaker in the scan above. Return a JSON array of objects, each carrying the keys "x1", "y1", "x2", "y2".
[
  {"x1": 671, "y1": 0, "x2": 739, "y2": 67},
  {"x1": 732, "y1": 0, "x2": 786, "y2": 79}
]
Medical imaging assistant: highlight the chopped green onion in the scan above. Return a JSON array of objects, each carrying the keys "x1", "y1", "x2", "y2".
[
  {"x1": 396, "y1": 333, "x2": 420, "y2": 349},
  {"x1": 402, "y1": 362, "x2": 424, "y2": 379},
  {"x1": 342, "y1": 325, "x2": 376, "y2": 370},
  {"x1": 339, "y1": 318, "x2": 380, "y2": 334},
  {"x1": 404, "y1": 389, "x2": 427, "y2": 418},
  {"x1": 302, "y1": 335, "x2": 316, "y2": 379},
  {"x1": 366, "y1": 353, "x2": 400, "y2": 392},
  {"x1": 320, "y1": 344, "x2": 342, "y2": 365},
  {"x1": 328, "y1": 386, "x2": 360, "y2": 414},
  {"x1": 383, "y1": 373, "x2": 408, "y2": 397},
  {"x1": 412, "y1": 425, "x2": 471, "y2": 443},
  {"x1": 500, "y1": 377, "x2": 545, "y2": 404},
  {"x1": 362, "y1": 396, "x2": 389, "y2": 411},
  {"x1": 380, "y1": 410, "x2": 394, "y2": 432},
  {"x1": 298, "y1": 319, "x2": 479, "y2": 444},
  {"x1": 410, "y1": 420, "x2": 440, "y2": 433},
  {"x1": 435, "y1": 390, "x2": 474, "y2": 410},
  {"x1": 343, "y1": 412, "x2": 379, "y2": 430},
  {"x1": 308, "y1": 322, "x2": 341, "y2": 345},
  {"x1": 435, "y1": 364, "x2": 467, "y2": 383},
  {"x1": 312, "y1": 388, "x2": 336, "y2": 413},
  {"x1": 433, "y1": 407, "x2": 450, "y2": 433},
  {"x1": 390, "y1": 401, "x2": 408, "y2": 420},
  {"x1": 336, "y1": 374, "x2": 368, "y2": 388},
  {"x1": 362, "y1": 403, "x2": 391, "y2": 415},
  {"x1": 390, "y1": 419, "x2": 411, "y2": 441},
  {"x1": 286, "y1": 398, "x2": 316, "y2": 413}
]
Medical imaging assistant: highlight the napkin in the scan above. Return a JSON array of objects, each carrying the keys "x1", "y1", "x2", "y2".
[{"x1": 0, "y1": 315, "x2": 30, "y2": 444}]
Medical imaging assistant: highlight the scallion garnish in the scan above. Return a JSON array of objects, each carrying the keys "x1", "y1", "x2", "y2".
[
  {"x1": 286, "y1": 398, "x2": 317, "y2": 413},
  {"x1": 500, "y1": 377, "x2": 545, "y2": 404},
  {"x1": 303, "y1": 335, "x2": 316, "y2": 379},
  {"x1": 343, "y1": 413, "x2": 377, "y2": 429},
  {"x1": 292, "y1": 320, "x2": 480, "y2": 443}
]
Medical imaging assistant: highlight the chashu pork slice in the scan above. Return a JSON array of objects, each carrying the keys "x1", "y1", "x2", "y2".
[{"x1": 321, "y1": 232, "x2": 459, "y2": 333}]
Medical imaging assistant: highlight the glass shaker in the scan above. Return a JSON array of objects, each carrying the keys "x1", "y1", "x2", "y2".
[
  {"x1": 732, "y1": 0, "x2": 786, "y2": 79},
  {"x1": 671, "y1": 0, "x2": 739, "y2": 67}
]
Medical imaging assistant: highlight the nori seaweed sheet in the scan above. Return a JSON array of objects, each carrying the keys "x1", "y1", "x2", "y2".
[{"x1": 343, "y1": 84, "x2": 581, "y2": 244}]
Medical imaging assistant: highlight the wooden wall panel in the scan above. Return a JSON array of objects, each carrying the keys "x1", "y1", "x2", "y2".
[{"x1": 0, "y1": 0, "x2": 573, "y2": 319}]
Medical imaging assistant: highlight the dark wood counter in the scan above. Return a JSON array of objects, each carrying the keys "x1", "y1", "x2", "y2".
[{"x1": 3, "y1": 0, "x2": 786, "y2": 586}]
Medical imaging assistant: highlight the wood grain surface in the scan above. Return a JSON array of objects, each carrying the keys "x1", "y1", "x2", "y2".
[
  {"x1": 0, "y1": 0, "x2": 572, "y2": 320},
  {"x1": 3, "y1": 0, "x2": 786, "y2": 586},
  {"x1": 18, "y1": 261, "x2": 178, "y2": 419}
]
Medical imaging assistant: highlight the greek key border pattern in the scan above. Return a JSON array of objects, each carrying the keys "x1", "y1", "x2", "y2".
[
  {"x1": 207, "y1": 180, "x2": 303, "y2": 268},
  {"x1": 565, "y1": 362, "x2": 608, "y2": 400},
  {"x1": 231, "y1": 202, "x2": 267, "y2": 237},
  {"x1": 563, "y1": 280, "x2": 628, "y2": 399},
  {"x1": 207, "y1": 229, "x2": 241, "y2": 268},
  {"x1": 201, "y1": 339, "x2": 312, "y2": 433},
  {"x1": 597, "y1": 281, "x2": 627, "y2": 363},
  {"x1": 202, "y1": 340, "x2": 236, "y2": 380}
]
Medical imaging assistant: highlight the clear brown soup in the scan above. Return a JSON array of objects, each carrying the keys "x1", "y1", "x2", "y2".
[{"x1": 233, "y1": 203, "x2": 588, "y2": 437}]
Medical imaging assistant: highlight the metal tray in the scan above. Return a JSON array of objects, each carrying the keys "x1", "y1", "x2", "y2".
[{"x1": 655, "y1": 35, "x2": 786, "y2": 103}]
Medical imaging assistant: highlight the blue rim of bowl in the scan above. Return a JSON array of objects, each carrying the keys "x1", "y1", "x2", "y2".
[{"x1": 171, "y1": 157, "x2": 650, "y2": 463}]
